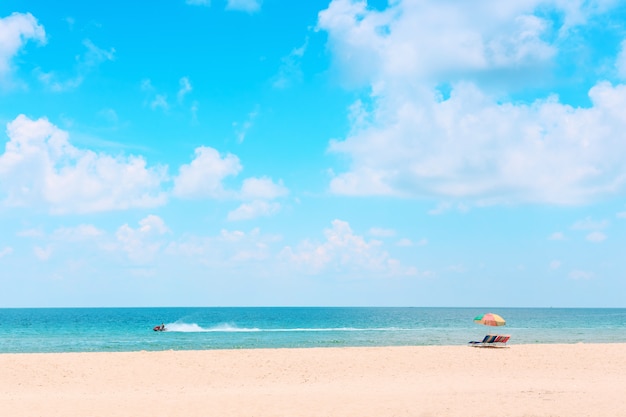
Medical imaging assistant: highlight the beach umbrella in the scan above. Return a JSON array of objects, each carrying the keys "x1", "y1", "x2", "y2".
[{"x1": 474, "y1": 312, "x2": 506, "y2": 326}]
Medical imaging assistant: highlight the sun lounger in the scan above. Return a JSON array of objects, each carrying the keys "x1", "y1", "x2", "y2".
[
  {"x1": 468, "y1": 334, "x2": 510, "y2": 348},
  {"x1": 468, "y1": 334, "x2": 495, "y2": 345}
]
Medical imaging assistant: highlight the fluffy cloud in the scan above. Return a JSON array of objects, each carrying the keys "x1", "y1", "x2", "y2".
[
  {"x1": 175, "y1": 149, "x2": 288, "y2": 220},
  {"x1": 227, "y1": 200, "x2": 281, "y2": 221},
  {"x1": 116, "y1": 215, "x2": 169, "y2": 263},
  {"x1": 318, "y1": 0, "x2": 626, "y2": 205},
  {"x1": 0, "y1": 115, "x2": 167, "y2": 213},
  {"x1": 0, "y1": 12, "x2": 46, "y2": 79},
  {"x1": 328, "y1": 80, "x2": 626, "y2": 205},
  {"x1": 0, "y1": 115, "x2": 286, "y2": 219},
  {"x1": 318, "y1": 0, "x2": 557, "y2": 87},
  {"x1": 239, "y1": 177, "x2": 288, "y2": 200},
  {"x1": 227, "y1": 176, "x2": 288, "y2": 220},
  {"x1": 279, "y1": 219, "x2": 417, "y2": 276},
  {"x1": 173, "y1": 146, "x2": 242, "y2": 199}
]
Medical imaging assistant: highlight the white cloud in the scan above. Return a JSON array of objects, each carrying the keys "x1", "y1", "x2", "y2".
[
  {"x1": 0, "y1": 246, "x2": 13, "y2": 258},
  {"x1": 549, "y1": 260, "x2": 561, "y2": 270},
  {"x1": 173, "y1": 148, "x2": 288, "y2": 220},
  {"x1": 586, "y1": 231, "x2": 607, "y2": 242},
  {"x1": 226, "y1": 0, "x2": 262, "y2": 13},
  {"x1": 191, "y1": 100, "x2": 199, "y2": 122},
  {"x1": 142, "y1": 78, "x2": 194, "y2": 112},
  {"x1": 327, "y1": 81, "x2": 626, "y2": 204},
  {"x1": 428, "y1": 202, "x2": 453, "y2": 215},
  {"x1": 173, "y1": 146, "x2": 242, "y2": 199},
  {"x1": 140, "y1": 78, "x2": 153, "y2": 91},
  {"x1": 618, "y1": 210, "x2": 626, "y2": 219},
  {"x1": 36, "y1": 39, "x2": 115, "y2": 92},
  {"x1": 318, "y1": 1, "x2": 626, "y2": 205},
  {"x1": 186, "y1": 0, "x2": 210, "y2": 5},
  {"x1": 571, "y1": 216, "x2": 609, "y2": 230},
  {"x1": 318, "y1": 0, "x2": 557, "y2": 88},
  {"x1": 0, "y1": 115, "x2": 167, "y2": 213},
  {"x1": 548, "y1": 232, "x2": 565, "y2": 240},
  {"x1": 35, "y1": 70, "x2": 82, "y2": 92},
  {"x1": 447, "y1": 264, "x2": 466, "y2": 273},
  {"x1": 98, "y1": 108, "x2": 119, "y2": 125},
  {"x1": 0, "y1": 12, "x2": 46, "y2": 80},
  {"x1": 177, "y1": 77, "x2": 192, "y2": 103},
  {"x1": 369, "y1": 227, "x2": 396, "y2": 237},
  {"x1": 279, "y1": 219, "x2": 417, "y2": 276},
  {"x1": 569, "y1": 269, "x2": 594, "y2": 280},
  {"x1": 273, "y1": 40, "x2": 307, "y2": 89},
  {"x1": 150, "y1": 94, "x2": 169, "y2": 111},
  {"x1": 33, "y1": 245, "x2": 52, "y2": 261},
  {"x1": 233, "y1": 107, "x2": 259, "y2": 143},
  {"x1": 64, "y1": 17, "x2": 75, "y2": 30},
  {"x1": 616, "y1": 39, "x2": 626, "y2": 79},
  {"x1": 396, "y1": 238, "x2": 413, "y2": 247},
  {"x1": 239, "y1": 177, "x2": 288, "y2": 200},
  {"x1": 166, "y1": 227, "x2": 277, "y2": 265},
  {"x1": 227, "y1": 200, "x2": 281, "y2": 221},
  {"x1": 52, "y1": 224, "x2": 104, "y2": 242},
  {"x1": 116, "y1": 215, "x2": 169, "y2": 263},
  {"x1": 17, "y1": 228, "x2": 44, "y2": 238},
  {"x1": 141, "y1": 79, "x2": 170, "y2": 111},
  {"x1": 82, "y1": 39, "x2": 115, "y2": 67}
]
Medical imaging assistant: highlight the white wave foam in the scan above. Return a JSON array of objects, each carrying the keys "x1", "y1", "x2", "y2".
[
  {"x1": 163, "y1": 323, "x2": 416, "y2": 333},
  {"x1": 164, "y1": 322, "x2": 260, "y2": 333}
]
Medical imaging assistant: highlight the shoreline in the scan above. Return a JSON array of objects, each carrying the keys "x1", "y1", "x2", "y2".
[
  {"x1": 3, "y1": 338, "x2": 626, "y2": 355},
  {"x1": 1, "y1": 339, "x2": 626, "y2": 355},
  {"x1": 2, "y1": 343, "x2": 626, "y2": 416}
]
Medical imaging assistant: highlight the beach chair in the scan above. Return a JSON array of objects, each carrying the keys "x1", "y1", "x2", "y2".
[
  {"x1": 493, "y1": 335, "x2": 510, "y2": 347},
  {"x1": 468, "y1": 334, "x2": 496, "y2": 346},
  {"x1": 468, "y1": 334, "x2": 510, "y2": 348}
]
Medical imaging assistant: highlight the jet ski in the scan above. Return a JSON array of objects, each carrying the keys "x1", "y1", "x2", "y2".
[{"x1": 153, "y1": 324, "x2": 166, "y2": 332}]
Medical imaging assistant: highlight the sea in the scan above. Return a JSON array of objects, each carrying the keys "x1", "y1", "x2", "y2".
[{"x1": 1, "y1": 307, "x2": 625, "y2": 354}]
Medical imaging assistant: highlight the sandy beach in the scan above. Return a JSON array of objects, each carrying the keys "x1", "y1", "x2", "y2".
[{"x1": 1, "y1": 343, "x2": 625, "y2": 417}]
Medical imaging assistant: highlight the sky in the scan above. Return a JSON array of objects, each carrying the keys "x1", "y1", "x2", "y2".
[{"x1": 1, "y1": 0, "x2": 626, "y2": 308}]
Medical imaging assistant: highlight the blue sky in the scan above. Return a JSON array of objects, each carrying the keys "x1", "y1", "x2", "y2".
[{"x1": 1, "y1": 0, "x2": 626, "y2": 308}]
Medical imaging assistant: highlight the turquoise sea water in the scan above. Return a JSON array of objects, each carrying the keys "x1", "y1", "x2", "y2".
[{"x1": 1, "y1": 307, "x2": 625, "y2": 353}]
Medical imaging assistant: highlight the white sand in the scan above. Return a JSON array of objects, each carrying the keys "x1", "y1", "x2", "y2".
[{"x1": 1, "y1": 344, "x2": 625, "y2": 417}]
